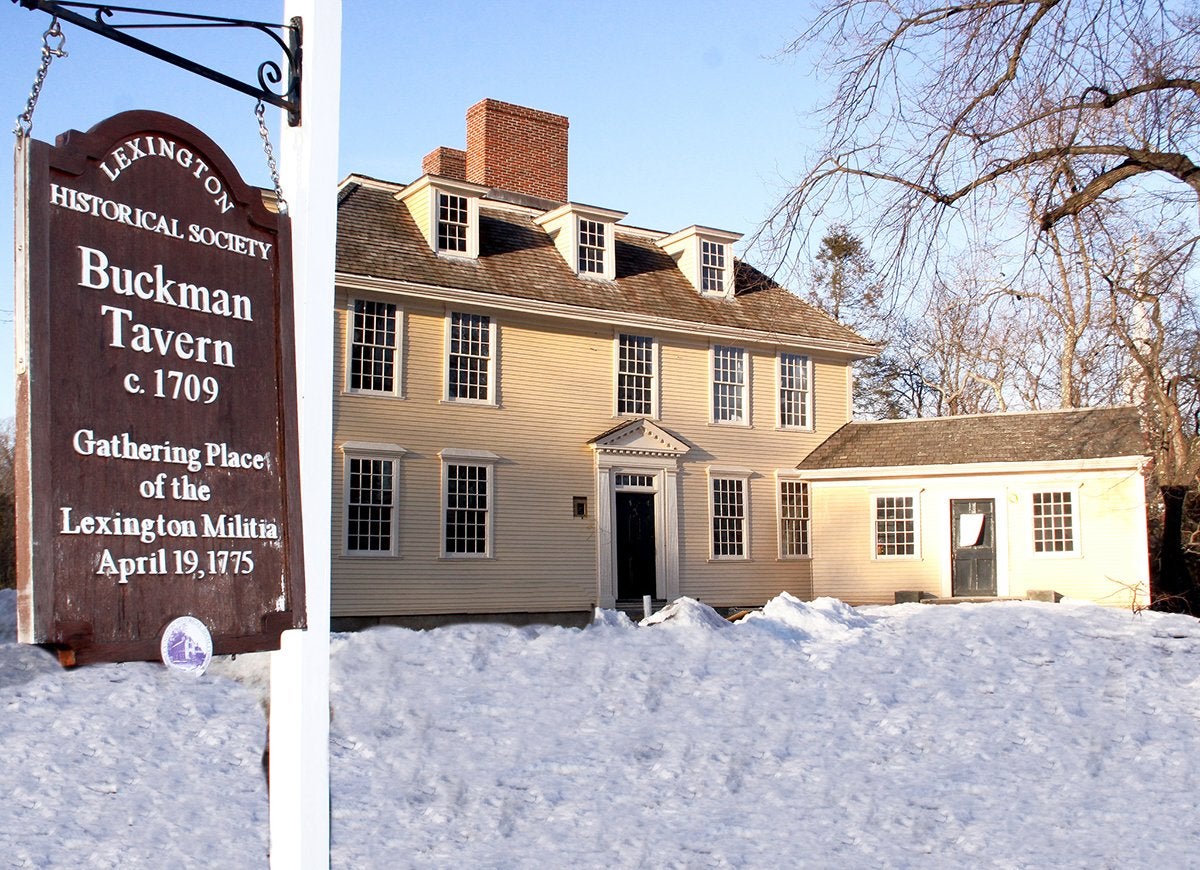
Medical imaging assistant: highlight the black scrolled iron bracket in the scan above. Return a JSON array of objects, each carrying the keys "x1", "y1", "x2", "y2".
[{"x1": 11, "y1": 0, "x2": 302, "y2": 126}]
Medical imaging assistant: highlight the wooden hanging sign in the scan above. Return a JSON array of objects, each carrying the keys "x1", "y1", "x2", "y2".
[{"x1": 14, "y1": 110, "x2": 305, "y2": 665}]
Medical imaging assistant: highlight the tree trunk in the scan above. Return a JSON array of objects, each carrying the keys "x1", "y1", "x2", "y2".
[{"x1": 1151, "y1": 485, "x2": 1196, "y2": 614}]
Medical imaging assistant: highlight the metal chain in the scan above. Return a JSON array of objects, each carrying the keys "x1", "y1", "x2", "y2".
[
  {"x1": 255, "y1": 99, "x2": 288, "y2": 214},
  {"x1": 15, "y1": 18, "x2": 68, "y2": 138}
]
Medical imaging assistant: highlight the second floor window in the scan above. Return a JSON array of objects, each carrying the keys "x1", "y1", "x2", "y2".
[
  {"x1": 437, "y1": 192, "x2": 469, "y2": 253},
  {"x1": 713, "y1": 345, "x2": 747, "y2": 423},
  {"x1": 779, "y1": 352, "x2": 811, "y2": 429},
  {"x1": 617, "y1": 334, "x2": 654, "y2": 416},
  {"x1": 348, "y1": 299, "x2": 398, "y2": 394},
  {"x1": 579, "y1": 218, "x2": 606, "y2": 275},
  {"x1": 448, "y1": 312, "x2": 493, "y2": 403}
]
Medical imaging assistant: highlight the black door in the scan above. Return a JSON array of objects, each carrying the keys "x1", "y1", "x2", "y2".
[
  {"x1": 951, "y1": 498, "x2": 997, "y2": 597},
  {"x1": 616, "y1": 492, "x2": 656, "y2": 599}
]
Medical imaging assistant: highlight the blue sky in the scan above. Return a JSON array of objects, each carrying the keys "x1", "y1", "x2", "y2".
[{"x1": 0, "y1": 1, "x2": 830, "y2": 418}]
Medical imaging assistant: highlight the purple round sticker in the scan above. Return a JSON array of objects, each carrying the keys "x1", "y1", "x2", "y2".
[{"x1": 160, "y1": 616, "x2": 213, "y2": 675}]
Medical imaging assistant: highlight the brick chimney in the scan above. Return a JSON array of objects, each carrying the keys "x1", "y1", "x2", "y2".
[
  {"x1": 464, "y1": 99, "x2": 568, "y2": 202},
  {"x1": 422, "y1": 146, "x2": 467, "y2": 181}
]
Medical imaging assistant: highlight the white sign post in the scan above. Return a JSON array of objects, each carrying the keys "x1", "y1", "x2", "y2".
[{"x1": 270, "y1": 0, "x2": 341, "y2": 867}]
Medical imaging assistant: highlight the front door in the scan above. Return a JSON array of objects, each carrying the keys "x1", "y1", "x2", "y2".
[
  {"x1": 951, "y1": 498, "x2": 997, "y2": 597},
  {"x1": 616, "y1": 492, "x2": 656, "y2": 599}
]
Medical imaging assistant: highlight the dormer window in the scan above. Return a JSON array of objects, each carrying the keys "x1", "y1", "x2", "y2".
[
  {"x1": 437, "y1": 192, "x2": 469, "y2": 253},
  {"x1": 397, "y1": 175, "x2": 487, "y2": 260},
  {"x1": 701, "y1": 240, "x2": 727, "y2": 294},
  {"x1": 535, "y1": 203, "x2": 627, "y2": 281},
  {"x1": 578, "y1": 218, "x2": 606, "y2": 274},
  {"x1": 658, "y1": 226, "x2": 742, "y2": 299}
]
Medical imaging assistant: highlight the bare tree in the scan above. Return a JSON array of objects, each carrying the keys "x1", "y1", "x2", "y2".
[
  {"x1": 762, "y1": 0, "x2": 1200, "y2": 280},
  {"x1": 763, "y1": 0, "x2": 1200, "y2": 607}
]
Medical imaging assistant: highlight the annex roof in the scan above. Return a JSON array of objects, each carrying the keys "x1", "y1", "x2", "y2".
[
  {"x1": 336, "y1": 177, "x2": 876, "y2": 355},
  {"x1": 797, "y1": 406, "x2": 1146, "y2": 470}
]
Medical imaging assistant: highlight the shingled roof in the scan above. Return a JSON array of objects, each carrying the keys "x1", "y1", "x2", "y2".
[
  {"x1": 797, "y1": 406, "x2": 1146, "y2": 470},
  {"x1": 336, "y1": 179, "x2": 875, "y2": 352}
]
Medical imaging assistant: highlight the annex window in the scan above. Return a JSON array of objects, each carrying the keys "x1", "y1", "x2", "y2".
[
  {"x1": 874, "y1": 494, "x2": 917, "y2": 557},
  {"x1": 437, "y1": 192, "x2": 469, "y2": 254},
  {"x1": 1033, "y1": 491, "x2": 1075, "y2": 553},
  {"x1": 701, "y1": 240, "x2": 727, "y2": 294},
  {"x1": 447, "y1": 312, "x2": 495, "y2": 404},
  {"x1": 347, "y1": 299, "x2": 399, "y2": 395},
  {"x1": 779, "y1": 352, "x2": 812, "y2": 429},
  {"x1": 713, "y1": 345, "x2": 747, "y2": 424},
  {"x1": 345, "y1": 455, "x2": 397, "y2": 555},
  {"x1": 711, "y1": 476, "x2": 748, "y2": 559},
  {"x1": 578, "y1": 218, "x2": 606, "y2": 275},
  {"x1": 779, "y1": 479, "x2": 810, "y2": 558},
  {"x1": 617, "y1": 333, "x2": 655, "y2": 416},
  {"x1": 443, "y1": 462, "x2": 491, "y2": 556}
]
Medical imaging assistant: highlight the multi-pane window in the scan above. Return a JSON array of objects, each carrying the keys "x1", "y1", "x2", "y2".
[
  {"x1": 779, "y1": 352, "x2": 811, "y2": 429},
  {"x1": 1033, "y1": 491, "x2": 1075, "y2": 552},
  {"x1": 701, "y1": 240, "x2": 726, "y2": 294},
  {"x1": 437, "y1": 192, "x2": 469, "y2": 253},
  {"x1": 346, "y1": 456, "x2": 395, "y2": 554},
  {"x1": 444, "y1": 463, "x2": 489, "y2": 555},
  {"x1": 712, "y1": 477, "x2": 747, "y2": 558},
  {"x1": 713, "y1": 345, "x2": 747, "y2": 423},
  {"x1": 348, "y1": 299, "x2": 398, "y2": 394},
  {"x1": 448, "y1": 312, "x2": 493, "y2": 403},
  {"x1": 779, "y1": 480, "x2": 810, "y2": 558},
  {"x1": 615, "y1": 473, "x2": 655, "y2": 489},
  {"x1": 578, "y1": 218, "x2": 606, "y2": 274},
  {"x1": 617, "y1": 334, "x2": 655, "y2": 416},
  {"x1": 875, "y1": 495, "x2": 916, "y2": 557}
]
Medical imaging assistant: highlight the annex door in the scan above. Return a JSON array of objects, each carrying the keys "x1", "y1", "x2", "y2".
[
  {"x1": 616, "y1": 492, "x2": 656, "y2": 600},
  {"x1": 951, "y1": 498, "x2": 997, "y2": 597}
]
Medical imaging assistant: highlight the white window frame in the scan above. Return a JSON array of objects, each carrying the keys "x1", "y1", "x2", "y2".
[
  {"x1": 444, "y1": 311, "x2": 498, "y2": 406},
  {"x1": 711, "y1": 344, "x2": 749, "y2": 425},
  {"x1": 709, "y1": 469, "x2": 751, "y2": 561},
  {"x1": 345, "y1": 297, "x2": 402, "y2": 397},
  {"x1": 615, "y1": 333, "x2": 658, "y2": 418},
  {"x1": 778, "y1": 351, "x2": 813, "y2": 430},
  {"x1": 575, "y1": 214, "x2": 616, "y2": 280},
  {"x1": 700, "y1": 239, "x2": 730, "y2": 296},
  {"x1": 341, "y1": 442, "x2": 406, "y2": 557},
  {"x1": 1029, "y1": 487, "x2": 1081, "y2": 558},
  {"x1": 436, "y1": 191, "x2": 471, "y2": 255},
  {"x1": 439, "y1": 449, "x2": 498, "y2": 559},
  {"x1": 777, "y1": 476, "x2": 811, "y2": 560},
  {"x1": 871, "y1": 491, "x2": 921, "y2": 560},
  {"x1": 431, "y1": 184, "x2": 480, "y2": 260}
]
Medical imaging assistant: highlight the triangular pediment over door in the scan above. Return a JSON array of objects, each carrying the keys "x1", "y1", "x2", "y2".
[{"x1": 588, "y1": 418, "x2": 690, "y2": 458}]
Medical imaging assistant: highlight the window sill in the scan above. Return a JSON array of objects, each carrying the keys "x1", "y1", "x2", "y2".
[
  {"x1": 342, "y1": 389, "x2": 405, "y2": 401},
  {"x1": 439, "y1": 399, "x2": 500, "y2": 409}
]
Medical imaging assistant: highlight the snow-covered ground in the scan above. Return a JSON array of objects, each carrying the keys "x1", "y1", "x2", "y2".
[{"x1": 3, "y1": 588, "x2": 1199, "y2": 868}]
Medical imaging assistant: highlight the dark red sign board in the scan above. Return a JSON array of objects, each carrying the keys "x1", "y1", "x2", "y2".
[{"x1": 15, "y1": 111, "x2": 305, "y2": 665}]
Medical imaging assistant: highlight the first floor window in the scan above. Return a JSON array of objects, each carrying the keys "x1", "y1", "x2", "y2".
[
  {"x1": 445, "y1": 463, "x2": 490, "y2": 555},
  {"x1": 712, "y1": 345, "x2": 747, "y2": 423},
  {"x1": 875, "y1": 495, "x2": 916, "y2": 557},
  {"x1": 712, "y1": 477, "x2": 747, "y2": 558},
  {"x1": 617, "y1": 333, "x2": 655, "y2": 416},
  {"x1": 448, "y1": 312, "x2": 493, "y2": 403},
  {"x1": 779, "y1": 352, "x2": 811, "y2": 429},
  {"x1": 346, "y1": 456, "x2": 395, "y2": 554},
  {"x1": 779, "y1": 480, "x2": 810, "y2": 558},
  {"x1": 348, "y1": 299, "x2": 398, "y2": 394},
  {"x1": 1033, "y1": 491, "x2": 1075, "y2": 552}
]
